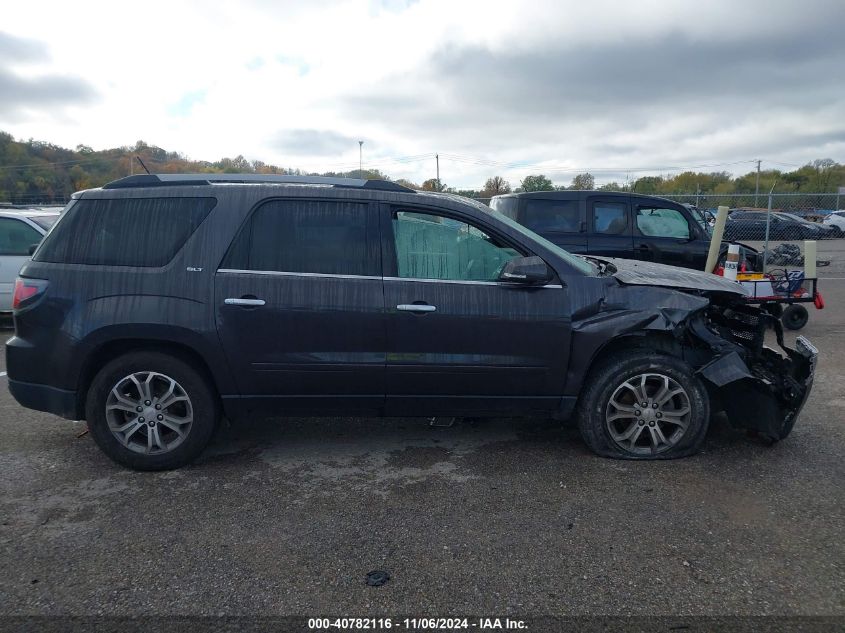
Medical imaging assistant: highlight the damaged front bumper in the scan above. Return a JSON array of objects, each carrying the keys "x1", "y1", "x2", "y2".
[{"x1": 690, "y1": 310, "x2": 817, "y2": 441}]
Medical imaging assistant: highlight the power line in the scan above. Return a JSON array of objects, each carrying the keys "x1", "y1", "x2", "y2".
[{"x1": 438, "y1": 154, "x2": 760, "y2": 174}]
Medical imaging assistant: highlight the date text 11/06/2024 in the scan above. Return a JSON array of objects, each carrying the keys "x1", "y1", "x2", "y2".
[{"x1": 307, "y1": 617, "x2": 528, "y2": 630}]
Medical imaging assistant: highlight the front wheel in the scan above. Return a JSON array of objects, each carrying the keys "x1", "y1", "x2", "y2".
[
  {"x1": 85, "y1": 351, "x2": 219, "y2": 470},
  {"x1": 577, "y1": 351, "x2": 710, "y2": 459}
]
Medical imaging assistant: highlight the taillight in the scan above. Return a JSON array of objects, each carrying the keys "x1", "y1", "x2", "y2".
[{"x1": 12, "y1": 278, "x2": 48, "y2": 310}]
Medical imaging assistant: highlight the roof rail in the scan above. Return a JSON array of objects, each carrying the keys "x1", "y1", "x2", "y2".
[{"x1": 102, "y1": 173, "x2": 416, "y2": 193}]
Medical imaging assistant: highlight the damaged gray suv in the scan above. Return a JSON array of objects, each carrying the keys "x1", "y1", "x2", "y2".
[{"x1": 6, "y1": 174, "x2": 817, "y2": 470}]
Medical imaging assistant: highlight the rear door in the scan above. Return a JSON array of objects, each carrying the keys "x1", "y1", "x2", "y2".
[
  {"x1": 381, "y1": 205, "x2": 571, "y2": 416},
  {"x1": 632, "y1": 202, "x2": 698, "y2": 268},
  {"x1": 586, "y1": 196, "x2": 633, "y2": 258},
  {"x1": 215, "y1": 198, "x2": 386, "y2": 415},
  {"x1": 518, "y1": 197, "x2": 587, "y2": 254},
  {"x1": 0, "y1": 217, "x2": 43, "y2": 311}
]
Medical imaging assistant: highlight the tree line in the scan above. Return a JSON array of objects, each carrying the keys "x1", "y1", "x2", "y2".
[{"x1": 1, "y1": 131, "x2": 842, "y2": 204}]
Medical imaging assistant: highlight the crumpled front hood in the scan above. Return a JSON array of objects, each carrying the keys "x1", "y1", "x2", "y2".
[{"x1": 597, "y1": 257, "x2": 749, "y2": 296}]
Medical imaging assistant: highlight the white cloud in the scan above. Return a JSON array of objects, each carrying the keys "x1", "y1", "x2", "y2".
[{"x1": 1, "y1": 0, "x2": 843, "y2": 188}]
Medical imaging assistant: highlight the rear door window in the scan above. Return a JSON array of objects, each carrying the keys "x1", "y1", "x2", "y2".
[
  {"x1": 222, "y1": 199, "x2": 379, "y2": 276},
  {"x1": 34, "y1": 197, "x2": 216, "y2": 266},
  {"x1": 593, "y1": 202, "x2": 628, "y2": 234},
  {"x1": 0, "y1": 218, "x2": 43, "y2": 256},
  {"x1": 521, "y1": 199, "x2": 582, "y2": 234}
]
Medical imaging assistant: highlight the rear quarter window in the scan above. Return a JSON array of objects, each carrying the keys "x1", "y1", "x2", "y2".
[
  {"x1": 34, "y1": 197, "x2": 216, "y2": 267},
  {"x1": 521, "y1": 199, "x2": 582, "y2": 233}
]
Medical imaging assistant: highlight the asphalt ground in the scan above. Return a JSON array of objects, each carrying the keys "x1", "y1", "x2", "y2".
[{"x1": 0, "y1": 252, "x2": 843, "y2": 621}]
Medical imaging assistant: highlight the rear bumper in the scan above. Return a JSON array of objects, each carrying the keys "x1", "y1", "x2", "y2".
[{"x1": 8, "y1": 378, "x2": 79, "y2": 420}]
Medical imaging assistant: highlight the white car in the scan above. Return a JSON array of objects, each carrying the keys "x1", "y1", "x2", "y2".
[
  {"x1": 823, "y1": 210, "x2": 845, "y2": 236},
  {"x1": 0, "y1": 209, "x2": 61, "y2": 312}
]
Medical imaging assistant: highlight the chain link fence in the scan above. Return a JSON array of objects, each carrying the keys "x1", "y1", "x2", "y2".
[{"x1": 660, "y1": 193, "x2": 843, "y2": 275}]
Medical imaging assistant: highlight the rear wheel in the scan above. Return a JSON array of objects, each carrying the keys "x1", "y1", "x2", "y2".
[
  {"x1": 577, "y1": 351, "x2": 710, "y2": 460},
  {"x1": 85, "y1": 351, "x2": 219, "y2": 470}
]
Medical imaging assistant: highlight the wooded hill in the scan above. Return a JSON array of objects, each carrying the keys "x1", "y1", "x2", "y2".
[{"x1": 1, "y1": 131, "x2": 842, "y2": 203}]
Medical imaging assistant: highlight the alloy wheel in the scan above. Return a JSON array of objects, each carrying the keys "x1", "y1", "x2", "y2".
[
  {"x1": 105, "y1": 371, "x2": 194, "y2": 455},
  {"x1": 605, "y1": 372, "x2": 692, "y2": 456}
]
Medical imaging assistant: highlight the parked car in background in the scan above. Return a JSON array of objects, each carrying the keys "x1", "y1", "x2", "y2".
[
  {"x1": 489, "y1": 191, "x2": 761, "y2": 271},
  {"x1": 725, "y1": 210, "x2": 838, "y2": 241},
  {"x1": 777, "y1": 212, "x2": 839, "y2": 239},
  {"x1": 821, "y1": 210, "x2": 845, "y2": 237},
  {"x1": 5, "y1": 174, "x2": 815, "y2": 470},
  {"x1": 0, "y1": 209, "x2": 61, "y2": 312}
]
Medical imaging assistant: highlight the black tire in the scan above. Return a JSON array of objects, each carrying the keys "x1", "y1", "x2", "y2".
[
  {"x1": 781, "y1": 304, "x2": 809, "y2": 331},
  {"x1": 576, "y1": 351, "x2": 710, "y2": 460},
  {"x1": 85, "y1": 351, "x2": 219, "y2": 470}
]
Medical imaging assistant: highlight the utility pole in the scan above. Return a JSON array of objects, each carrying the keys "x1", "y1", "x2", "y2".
[
  {"x1": 754, "y1": 159, "x2": 761, "y2": 207},
  {"x1": 435, "y1": 153, "x2": 440, "y2": 188},
  {"x1": 358, "y1": 141, "x2": 364, "y2": 179}
]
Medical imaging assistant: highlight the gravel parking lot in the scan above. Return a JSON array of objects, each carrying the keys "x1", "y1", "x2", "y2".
[{"x1": 1, "y1": 267, "x2": 843, "y2": 620}]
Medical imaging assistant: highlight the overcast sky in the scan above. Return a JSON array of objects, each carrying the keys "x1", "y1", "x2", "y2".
[{"x1": 2, "y1": 0, "x2": 844, "y2": 188}]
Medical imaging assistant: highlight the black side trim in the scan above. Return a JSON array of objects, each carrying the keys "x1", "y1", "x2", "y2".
[{"x1": 8, "y1": 379, "x2": 79, "y2": 420}]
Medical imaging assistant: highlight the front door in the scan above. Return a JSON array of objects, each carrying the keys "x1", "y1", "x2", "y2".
[
  {"x1": 632, "y1": 203, "x2": 698, "y2": 268},
  {"x1": 215, "y1": 198, "x2": 386, "y2": 415},
  {"x1": 381, "y1": 206, "x2": 571, "y2": 416}
]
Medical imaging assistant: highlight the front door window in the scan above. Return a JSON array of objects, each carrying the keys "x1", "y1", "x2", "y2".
[
  {"x1": 635, "y1": 207, "x2": 690, "y2": 239},
  {"x1": 392, "y1": 210, "x2": 520, "y2": 282}
]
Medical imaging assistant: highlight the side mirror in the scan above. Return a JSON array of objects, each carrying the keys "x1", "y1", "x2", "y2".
[
  {"x1": 28, "y1": 244, "x2": 38, "y2": 256},
  {"x1": 499, "y1": 255, "x2": 553, "y2": 284}
]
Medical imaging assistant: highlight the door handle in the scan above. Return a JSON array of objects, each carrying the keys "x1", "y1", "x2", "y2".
[
  {"x1": 397, "y1": 304, "x2": 436, "y2": 313},
  {"x1": 225, "y1": 297, "x2": 266, "y2": 306}
]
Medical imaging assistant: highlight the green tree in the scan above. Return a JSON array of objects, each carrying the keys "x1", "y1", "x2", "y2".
[
  {"x1": 421, "y1": 178, "x2": 447, "y2": 192},
  {"x1": 480, "y1": 176, "x2": 511, "y2": 197},
  {"x1": 598, "y1": 181, "x2": 624, "y2": 191},
  {"x1": 782, "y1": 172, "x2": 809, "y2": 191},
  {"x1": 631, "y1": 176, "x2": 665, "y2": 194},
  {"x1": 569, "y1": 172, "x2": 595, "y2": 190},
  {"x1": 807, "y1": 158, "x2": 836, "y2": 191},
  {"x1": 519, "y1": 174, "x2": 554, "y2": 192}
]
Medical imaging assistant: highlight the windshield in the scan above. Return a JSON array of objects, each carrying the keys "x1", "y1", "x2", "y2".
[
  {"x1": 488, "y1": 207, "x2": 595, "y2": 275},
  {"x1": 688, "y1": 206, "x2": 712, "y2": 235},
  {"x1": 777, "y1": 212, "x2": 814, "y2": 225}
]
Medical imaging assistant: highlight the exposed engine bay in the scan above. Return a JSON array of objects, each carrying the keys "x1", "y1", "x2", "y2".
[{"x1": 687, "y1": 300, "x2": 816, "y2": 440}]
